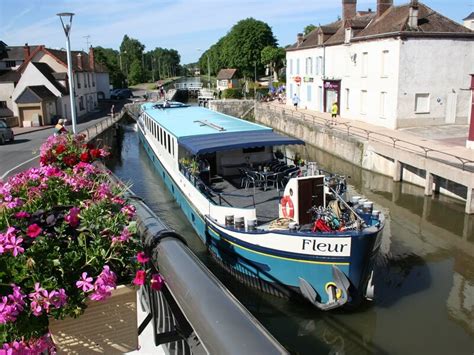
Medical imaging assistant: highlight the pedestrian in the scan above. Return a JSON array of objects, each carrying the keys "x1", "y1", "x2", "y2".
[
  {"x1": 218, "y1": 89, "x2": 222, "y2": 99},
  {"x1": 292, "y1": 93, "x2": 300, "y2": 110},
  {"x1": 110, "y1": 104, "x2": 115, "y2": 118},
  {"x1": 331, "y1": 101, "x2": 338, "y2": 125},
  {"x1": 53, "y1": 119, "x2": 67, "y2": 136}
]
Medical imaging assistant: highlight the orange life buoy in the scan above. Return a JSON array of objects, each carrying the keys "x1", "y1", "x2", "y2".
[
  {"x1": 294, "y1": 76, "x2": 301, "y2": 84},
  {"x1": 281, "y1": 195, "x2": 295, "y2": 218}
]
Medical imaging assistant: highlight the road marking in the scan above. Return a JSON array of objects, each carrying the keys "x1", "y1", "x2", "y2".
[{"x1": 0, "y1": 155, "x2": 39, "y2": 181}]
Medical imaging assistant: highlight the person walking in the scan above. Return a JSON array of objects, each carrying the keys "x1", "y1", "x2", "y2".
[
  {"x1": 292, "y1": 93, "x2": 300, "y2": 110},
  {"x1": 53, "y1": 119, "x2": 68, "y2": 136},
  {"x1": 331, "y1": 101, "x2": 339, "y2": 125}
]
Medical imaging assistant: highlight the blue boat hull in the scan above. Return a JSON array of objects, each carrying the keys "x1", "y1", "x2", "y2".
[{"x1": 139, "y1": 130, "x2": 382, "y2": 308}]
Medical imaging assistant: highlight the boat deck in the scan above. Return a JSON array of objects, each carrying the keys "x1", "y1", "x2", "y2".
[{"x1": 208, "y1": 176, "x2": 282, "y2": 224}]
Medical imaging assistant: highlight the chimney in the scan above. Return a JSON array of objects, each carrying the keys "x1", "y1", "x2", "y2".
[
  {"x1": 343, "y1": 0, "x2": 357, "y2": 21},
  {"x1": 23, "y1": 43, "x2": 30, "y2": 59},
  {"x1": 297, "y1": 33, "x2": 304, "y2": 47},
  {"x1": 77, "y1": 53, "x2": 83, "y2": 71},
  {"x1": 408, "y1": 0, "x2": 419, "y2": 29},
  {"x1": 88, "y1": 46, "x2": 95, "y2": 71},
  {"x1": 377, "y1": 0, "x2": 392, "y2": 18}
]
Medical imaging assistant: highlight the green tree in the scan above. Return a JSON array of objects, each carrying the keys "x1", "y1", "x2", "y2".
[
  {"x1": 304, "y1": 24, "x2": 317, "y2": 36},
  {"x1": 260, "y1": 46, "x2": 286, "y2": 81},
  {"x1": 128, "y1": 59, "x2": 145, "y2": 85},
  {"x1": 93, "y1": 46, "x2": 125, "y2": 88},
  {"x1": 220, "y1": 18, "x2": 277, "y2": 78},
  {"x1": 119, "y1": 35, "x2": 145, "y2": 80}
]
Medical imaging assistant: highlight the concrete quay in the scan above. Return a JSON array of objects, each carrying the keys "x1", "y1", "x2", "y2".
[{"x1": 252, "y1": 102, "x2": 474, "y2": 214}]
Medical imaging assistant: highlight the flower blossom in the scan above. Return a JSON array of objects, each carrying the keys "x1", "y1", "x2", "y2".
[
  {"x1": 121, "y1": 204, "x2": 136, "y2": 218},
  {"x1": 28, "y1": 283, "x2": 49, "y2": 316},
  {"x1": 0, "y1": 285, "x2": 26, "y2": 324},
  {"x1": 48, "y1": 289, "x2": 68, "y2": 309},
  {"x1": 151, "y1": 274, "x2": 165, "y2": 291},
  {"x1": 133, "y1": 270, "x2": 146, "y2": 286},
  {"x1": 1, "y1": 228, "x2": 24, "y2": 257},
  {"x1": 89, "y1": 266, "x2": 117, "y2": 301},
  {"x1": 26, "y1": 224, "x2": 42, "y2": 238},
  {"x1": 65, "y1": 207, "x2": 81, "y2": 228},
  {"x1": 14, "y1": 211, "x2": 30, "y2": 219},
  {"x1": 136, "y1": 252, "x2": 150, "y2": 264},
  {"x1": 76, "y1": 272, "x2": 94, "y2": 292}
]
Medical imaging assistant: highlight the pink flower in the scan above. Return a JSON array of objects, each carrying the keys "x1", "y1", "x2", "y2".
[
  {"x1": 133, "y1": 270, "x2": 146, "y2": 286},
  {"x1": 150, "y1": 274, "x2": 165, "y2": 291},
  {"x1": 26, "y1": 223, "x2": 42, "y2": 238},
  {"x1": 65, "y1": 207, "x2": 80, "y2": 227},
  {"x1": 76, "y1": 272, "x2": 94, "y2": 292},
  {"x1": 4, "y1": 236, "x2": 24, "y2": 257},
  {"x1": 136, "y1": 252, "x2": 150, "y2": 264},
  {"x1": 120, "y1": 204, "x2": 136, "y2": 218},
  {"x1": 14, "y1": 211, "x2": 30, "y2": 219},
  {"x1": 49, "y1": 289, "x2": 68, "y2": 308}
]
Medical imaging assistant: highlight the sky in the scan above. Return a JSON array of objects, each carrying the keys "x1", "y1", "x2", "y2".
[{"x1": 1, "y1": 0, "x2": 473, "y2": 64}]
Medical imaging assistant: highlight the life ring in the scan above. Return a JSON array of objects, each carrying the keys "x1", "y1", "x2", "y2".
[{"x1": 281, "y1": 195, "x2": 295, "y2": 218}]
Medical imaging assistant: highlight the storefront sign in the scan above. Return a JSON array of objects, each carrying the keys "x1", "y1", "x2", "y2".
[{"x1": 324, "y1": 81, "x2": 340, "y2": 90}]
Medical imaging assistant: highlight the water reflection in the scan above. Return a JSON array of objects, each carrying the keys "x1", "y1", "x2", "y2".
[{"x1": 108, "y1": 123, "x2": 474, "y2": 354}]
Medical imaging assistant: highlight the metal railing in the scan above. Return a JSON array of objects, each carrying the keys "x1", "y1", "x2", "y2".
[
  {"x1": 262, "y1": 103, "x2": 474, "y2": 172},
  {"x1": 130, "y1": 190, "x2": 288, "y2": 354}
]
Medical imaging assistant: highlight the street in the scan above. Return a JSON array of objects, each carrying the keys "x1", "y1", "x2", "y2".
[{"x1": 0, "y1": 100, "x2": 126, "y2": 180}]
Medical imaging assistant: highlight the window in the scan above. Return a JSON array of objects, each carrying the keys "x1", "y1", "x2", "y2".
[
  {"x1": 379, "y1": 92, "x2": 387, "y2": 118},
  {"x1": 79, "y1": 96, "x2": 84, "y2": 110},
  {"x1": 345, "y1": 88, "x2": 350, "y2": 110},
  {"x1": 0, "y1": 101, "x2": 7, "y2": 108},
  {"x1": 305, "y1": 57, "x2": 313, "y2": 75},
  {"x1": 415, "y1": 93, "x2": 430, "y2": 113},
  {"x1": 360, "y1": 90, "x2": 367, "y2": 114},
  {"x1": 296, "y1": 58, "x2": 300, "y2": 75},
  {"x1": 5, "y1": 60, "x2": 15, "y2": 68},
  {"x1": 289, "y1": 59, "x2": 293, "y2": 75},
  {"x1": 381, "y1": 50, "x2": 389, "y2": 77},
  {"x1": 87, "y1": 73, "x2": 91, "y2": 88},
  {"x1": 315, "y1": 57, "x2": 320, "y2": 75},
  {"x1": 167, "y1": 134, "x2": 171, "y2": 154},
  {"x1": 307, "y1": 84, "x2": 312, "y2": 101},
  {"x1": 76, "y1": 73, "x2": 81, "y2": 88},
  {"x1": 361, "y1": 52, "x2": 368, "y2": 77},
  {"x1": 92, "y1": 73, "x2": 95, "y2": 87}
]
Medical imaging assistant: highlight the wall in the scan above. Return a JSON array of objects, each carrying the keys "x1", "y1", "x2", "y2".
[
  {"x1": 96, "y1": 73, "x2": 110, "y2": 99},
  {"x1": 0, "y1": 82, "x2": 15, "y2": 112},
  {"x1": 209, "y1": 99, "x2": 255, "y2": 119},
  {"x1": 397, "y1": 38, "x2": 474, "y2": 127}
]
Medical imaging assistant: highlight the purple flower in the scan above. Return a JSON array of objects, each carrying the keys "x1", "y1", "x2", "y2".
[
  {"x1": 76, "y1": 272, "x2": 94, "y2": 292},
  {"x1": 14, "y1": 211, "x2": 30, "y2": 219},
  {"x1": 65, "y1": 207, "x2": 80, "y2": 227},
  {"x1": 4, "y1": 235, "x2": 24, "y2": 257},
  {"x1": 28, "y1": 283, "x2": 49, "y2": 316},
  {"x1": 49, "y1": 289, "x2": 68, "y2": 308},
  {"x1": 151, "y1": 274, "x2": 165, "y2": 291}
]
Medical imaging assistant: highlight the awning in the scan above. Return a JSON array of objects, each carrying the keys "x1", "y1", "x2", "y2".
[{"x1": 178, "y1": 130, "x2": 305, "y2": 155}]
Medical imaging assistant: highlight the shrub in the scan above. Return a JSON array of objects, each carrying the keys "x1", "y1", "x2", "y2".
[{"x1": 222, "y1": 88, "x2": 243, "y2": 99}]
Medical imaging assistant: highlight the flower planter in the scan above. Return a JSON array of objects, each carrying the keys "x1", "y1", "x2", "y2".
[{"x1": 49, "y1": 285, "x2": 138, "y2": 354}]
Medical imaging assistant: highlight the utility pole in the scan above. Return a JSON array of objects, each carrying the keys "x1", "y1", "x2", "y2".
[{"x1": 83, "y1": 35, "x2": 90, "y2": 49}]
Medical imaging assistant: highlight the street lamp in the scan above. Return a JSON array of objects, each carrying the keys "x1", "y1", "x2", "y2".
[
  {"x1": 197, "y1": 48, "x2": 211, "y2": 88},
  {"x1": 57, "y1": 12, "x2": 77, "y2": 134}
]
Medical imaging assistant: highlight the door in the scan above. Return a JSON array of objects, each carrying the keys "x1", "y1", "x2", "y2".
[
  {"x1": 298, "y1": 176, "x2": 324, "y2": 225},
  {"x1": 445, "y1": 93, "x2": 457, "y2": 124},
  {"x1": 326, "y1": 90, "x2": 337, "y2": 113},
  {"x1": 19, "y1": 106, "x2": 41, "y2": 127}
]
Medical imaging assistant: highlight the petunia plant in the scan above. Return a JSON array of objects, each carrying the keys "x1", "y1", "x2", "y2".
[{"x1": 0, "y1": 133, "x2": 164, "y2": 353}]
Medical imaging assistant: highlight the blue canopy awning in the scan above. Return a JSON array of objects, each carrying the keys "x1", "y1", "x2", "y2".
[{"x1": 178, "y1": 130, "x2": 305, "y2": 155}]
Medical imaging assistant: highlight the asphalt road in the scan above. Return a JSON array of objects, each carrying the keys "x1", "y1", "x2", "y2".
[{"x1": 0, "y1": 100, "x2": 127, "y2": 180}]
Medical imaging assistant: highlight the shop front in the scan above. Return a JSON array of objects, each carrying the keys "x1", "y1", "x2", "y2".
[{"x1": 323, "y1": 80, "x2": 341, "y2": 114}]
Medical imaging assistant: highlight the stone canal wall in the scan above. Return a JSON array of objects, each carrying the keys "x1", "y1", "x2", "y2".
[{"x1": 209, "y1": 99, "x2": 255, "y2": 120}]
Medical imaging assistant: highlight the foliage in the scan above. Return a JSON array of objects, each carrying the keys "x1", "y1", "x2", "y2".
[
  {"x1": 93, "y1": 46, "x2": 125, "y2": 88},
  {"x1": 304, "y1": 24, "x2": 317, "y2": 36},
  {"x1": 260, "y1": 46, "x2": 286, "y2": 81},
  {"x1": 129, "y1": 59, "x2": 146, "y2": 85},
  {"x1": 222, "y1": 88, "x2": 243, "y2": 99},
  {"x1": 0, "y1": 134, "x2": 163, "y2": 352}
]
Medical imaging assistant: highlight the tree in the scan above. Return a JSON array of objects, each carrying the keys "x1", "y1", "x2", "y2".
[
  {"x1": 93, "y1": 46, "x2": 125, "y2": 88},
  {"x1": 220, "y1": 18, "x2": 277, "y2": 78},
  {"x1": 119, "y1": 35, "x2": 145, "y2": 82},
  {"x1": 128, "y1": 59, "x2": 145, "y2": 85},
  {"x1": 261, "y1": 46, "x2": 286, "y2": 81},
  {"x1": 304, "y1": 24, "x2": 317, "y2": 36}
]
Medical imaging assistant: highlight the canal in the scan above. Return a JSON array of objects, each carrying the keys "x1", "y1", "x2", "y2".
[{"x1": 106, "y1": 122, "x2": 474, "y2": 354}]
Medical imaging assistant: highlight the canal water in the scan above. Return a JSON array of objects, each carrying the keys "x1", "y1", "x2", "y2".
[{"x1": 107, "y1": 123, "x2": 474, "y2": 355}]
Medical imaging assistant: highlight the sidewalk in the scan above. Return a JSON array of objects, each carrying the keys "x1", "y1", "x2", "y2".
[{"x1": 270, "y1": 102, "x2": 474, "y2": 161}]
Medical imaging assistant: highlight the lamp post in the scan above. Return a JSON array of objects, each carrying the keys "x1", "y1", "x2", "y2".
[
  {"x1": 197, "y1": 49, "x2": 211, "y2": 88},
  {"x1": 57, "y1": 12, "x2": 77, "y2": 134}
]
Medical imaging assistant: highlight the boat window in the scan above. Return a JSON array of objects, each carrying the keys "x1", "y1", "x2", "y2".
[
  {"x1": 168, "y1": 134, "x2": 171, "y2": 155},
  {"x1": 172, "y1": 138, "x2": 175, "y2": 157},
  {"x1": 160, "y1": 127, "x2": 162, "y2": 145},
  {"x1": 243, "y1": 146, "x2": 265, "y2": 153}
]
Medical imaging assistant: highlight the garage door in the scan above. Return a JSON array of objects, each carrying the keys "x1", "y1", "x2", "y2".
[{"x1": 20, "y1": 106, "x2": 41, "y2": 127}]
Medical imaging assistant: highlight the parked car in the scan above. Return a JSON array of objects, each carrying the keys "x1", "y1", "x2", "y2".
[
  {"x1": 0, "y1": 119, "x2": 14, "y2": 144},
  {"x1": 111, "y1": 88, "x2": 133, "y2": 100}
]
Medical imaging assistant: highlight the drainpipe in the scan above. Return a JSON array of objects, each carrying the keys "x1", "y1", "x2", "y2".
[{"x1": 467, "y1": 74, "x2": 474, "y2": 149}]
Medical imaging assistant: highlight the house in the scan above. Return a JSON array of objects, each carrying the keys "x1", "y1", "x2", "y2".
[
  {"x1": 0, "y1": 44, "x2": 109, "y2": 127},
  {"x1": 286, "y1": 0, "x2": 474, "y2": 129},
  {"x1": 0, "y1": 43, "x2": 40, "y2": 72},
  {"x1": 464, "y1": 12, "x2": 474, "y2": 30},
  {"x1": 216, "y1": 69, "x2": 239, "y2": 91}
]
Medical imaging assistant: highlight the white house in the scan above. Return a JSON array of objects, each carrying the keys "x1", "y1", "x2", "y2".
[
  {"x1": 286, "y1": 0, "x2": 474, "y2": 129},
  {"x1": 0, "y1": 45, "x2": 109, "y2": 126},
  {"x1": 463, "y1": 12, "x2": 474, "y2": 30}
]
